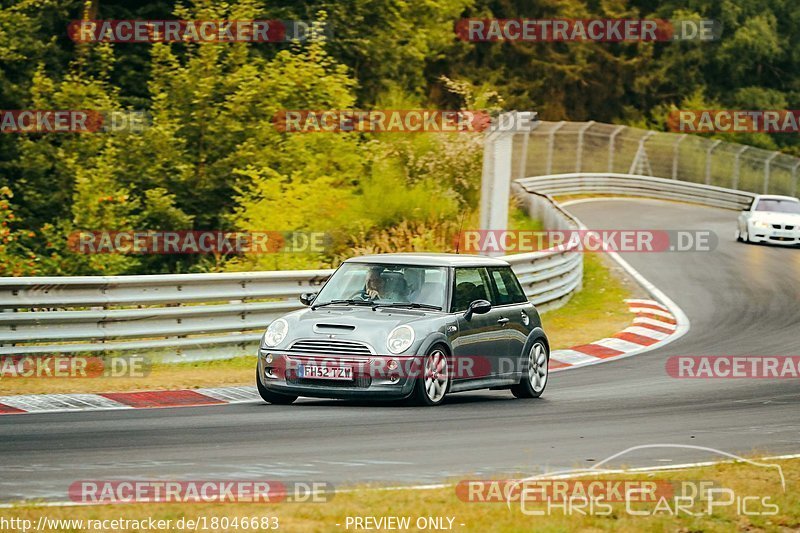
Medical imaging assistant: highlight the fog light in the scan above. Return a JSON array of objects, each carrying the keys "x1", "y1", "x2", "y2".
[
  {"x1": 264, "y1": 353, "x2": 274, "y2": 364},
  {"x1": 387, "y1": 359, "x2": 399, "y2": 371}
]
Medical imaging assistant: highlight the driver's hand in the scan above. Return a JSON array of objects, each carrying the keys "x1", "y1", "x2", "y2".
[{"x1": 367, "y1": 288, "x2": 380, "y2": 299}]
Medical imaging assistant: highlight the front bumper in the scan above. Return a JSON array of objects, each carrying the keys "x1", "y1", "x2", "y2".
[
  {"x1": 257, "y1": 352, "x2": 420, "y2": 399},
  {"x1": 747, "y1": 223, "x2": 800, "y2": 245}
]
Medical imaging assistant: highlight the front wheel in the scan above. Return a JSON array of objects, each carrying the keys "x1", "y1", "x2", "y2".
[
  {"x1": 256, "y1": 367, "x2": 297, "y2": 405},
  {"x1": 741, "y1": 226, "x2": 752, "y2": 244},
  {"x1": 409, "y1": 346, "x2": 451, "y2": 406},
  {"x1": 511, "y1": 340, "x2": 549, "y2": 399}
]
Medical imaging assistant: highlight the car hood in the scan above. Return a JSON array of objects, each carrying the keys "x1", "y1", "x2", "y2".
[
  {"x1": 751, "y1": 211, "x2": 800, "y2": 225},
  {"x1": 274, "y1": 306, "x2": 448, "y2": 355}
]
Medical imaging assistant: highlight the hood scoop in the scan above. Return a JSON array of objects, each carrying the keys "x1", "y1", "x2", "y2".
[{"x1": 314, "y1": 323, "x2": 356, "y2": 333}]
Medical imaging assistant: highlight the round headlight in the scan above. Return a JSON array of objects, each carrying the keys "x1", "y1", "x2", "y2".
[
  {"x1": 387, "y1": 325, "x2": 415, "y2": 354},
  {"x1": 263, "y1": 318, "x2": 289, "y2": 347}
]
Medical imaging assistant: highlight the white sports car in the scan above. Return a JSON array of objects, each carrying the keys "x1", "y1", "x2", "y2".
[{"x1": 737, "y1": 195, "x2": 800, "y2": 246}]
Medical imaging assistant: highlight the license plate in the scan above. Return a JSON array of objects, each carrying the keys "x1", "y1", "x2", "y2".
[{"x1": 298, "y1": 364, "x2": 353, "y2": 380}]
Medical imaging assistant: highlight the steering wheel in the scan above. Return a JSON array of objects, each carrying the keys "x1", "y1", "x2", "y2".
[{"x1": 348, "y1": 290, "x2": 371, "y2": 300}]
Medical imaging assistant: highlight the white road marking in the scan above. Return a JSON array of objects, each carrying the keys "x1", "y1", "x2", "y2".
[
  {"x1": 0, "y1": 393, "x2": 130, "y2": 413},
  {"x1": 627, "y1": 306, "x2": 675, "y2": 319},
  {"x1": 549, "y1": 350, "x2": 601, "y2": 365},
  {"x1": 593, "y1": 337, "x2": 646, "y2": 352},
  {"x1": 196, "y1": 386, "x2": 260, "y2": 403},
  {"x1": 622, "y1": 325, "x2": 669, "y2": 340},
  {"x1": 633, "y1": 316, "x2": 677, "y2": 330}
]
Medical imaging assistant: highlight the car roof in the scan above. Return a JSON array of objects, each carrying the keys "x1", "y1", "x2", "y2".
[
  {"x1": 343, "y1": 253, "x2": 511, "y2": 267},
  {"x1": 756, "y1": 195, "x2": 799, "y2": 202}
]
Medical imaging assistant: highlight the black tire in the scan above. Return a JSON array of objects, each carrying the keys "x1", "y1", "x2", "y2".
[
  {"x1": 256, "y1": 367, "x2": 297, "y2": 405},
  {"x1": 511, "y1": 340, "x2": 549, "y2": 399},
  {"x1": 409, "y1": 345, "x2": 451, "y2": 406}
]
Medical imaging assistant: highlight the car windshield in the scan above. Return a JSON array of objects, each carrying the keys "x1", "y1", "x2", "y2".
[
  {"x1": 314, "y1": 263, "x2": 447, "y2": 310},
  {"x1": 754, "y1": 199, "x2": 800, "y2": 214}
]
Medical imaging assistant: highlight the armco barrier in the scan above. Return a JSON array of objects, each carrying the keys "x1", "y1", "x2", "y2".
[
  {"x1": 0, "y1": 193, "x2": 580, "y2": 360},
  {"x1": 517, "y1": 173, "x2": 757, "y2": 211},
  {"x1": 0, "y1": 172, "x2": 763, "y2": 361}
]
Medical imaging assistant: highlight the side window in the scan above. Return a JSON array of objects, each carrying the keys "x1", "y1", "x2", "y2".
[
  {"x1": 496, "y1": 267, "x2": 527, "y2": 304},
  {"x1": 451, "y1": 267, "x2": 492, "y2": 312},
  {"x1": 489, "y1": 269, "x2": 512, "y2": 305}
]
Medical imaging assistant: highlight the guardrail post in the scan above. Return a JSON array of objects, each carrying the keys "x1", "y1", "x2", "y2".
[
  {"x1": 791, "y1": 161, "x2": 800, "y2": 197},
  {"x1": 671, "y1": 134, "x2": 687, "y2": 180},
  {"x1": 629, "y1": 131, "x2": 654, "y2": 175},
  {"x1": 705, "y1": 140, "x2": 722, "y2": 185},
  {"x1": 575, "y1": 121, "x2": 595, "y2": 172},
  {"x1": 733, "y1": 145, "x2": 748, "y2": 190},
  {"x1": 480, "y1": 112, "x2": 539, "y2": 256},
  {"x1": 546, "y1": 121, "x2": 565, "y2": 175},
  {"x1": 608, "y1": 125, "x2": 625, "y2": 173},
  {"x1": 517, "y1": 129, "x2": 530, "y2": 179},
  {"x1": 764, "y1": 152, "x2": 778, "y2": 194}
]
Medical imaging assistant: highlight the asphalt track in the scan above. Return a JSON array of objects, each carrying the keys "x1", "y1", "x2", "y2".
[{"x1": 1, "y1": 199, "x2": 799, "y2": 502}]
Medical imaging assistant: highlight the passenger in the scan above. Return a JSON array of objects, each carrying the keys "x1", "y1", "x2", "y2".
[
  {"x1": 389, "y1": 277, "x2": 409, "y2": 301},
  {"x1": 404, "y1": 269, "x2": 424, "y2": 302}
]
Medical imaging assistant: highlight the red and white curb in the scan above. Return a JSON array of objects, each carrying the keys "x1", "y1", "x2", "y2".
[
  {"x1": 0, "y1": 386, "x2": 259, "y2": 416},
  {"x1": 0, "y1": 299, "x2": 680, "y2": 416},
  {"x1": 549, "y1": 298, "x2": 679, "y2": 372}
]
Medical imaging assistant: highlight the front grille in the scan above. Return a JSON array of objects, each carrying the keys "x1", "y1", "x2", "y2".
[
  {"x1": 288, "y1": 339, "x2": 372, "y2": 356},
  {"x1": 786, "y1": 225, "x2": 795, "y2": 231},
  {"x1": 772, "y1": 224, "x2": 782, "y2": 230}
]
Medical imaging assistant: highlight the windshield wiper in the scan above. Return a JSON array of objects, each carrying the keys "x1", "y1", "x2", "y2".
[
  {"x1": 372, "y1": 302, "x2": 442, "y2": 311},
  {"x1": 311, "y1": 299, "x2": 374, "y2": 310}
]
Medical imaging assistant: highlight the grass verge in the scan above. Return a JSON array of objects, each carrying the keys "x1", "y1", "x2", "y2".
[{"x1": 3, "y1": 457, "x2": 797, "y2": 532}]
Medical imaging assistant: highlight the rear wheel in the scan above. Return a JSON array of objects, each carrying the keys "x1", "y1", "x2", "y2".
[
  {"x1": 256, "y1": 367, "x2": 297, "y2": 405},
  {"x1": 511, "y1": 340, "x2": 548, "y2": 399},
  {"x1": 409, "y1": 346, "x2": 450, "y2": 406}
]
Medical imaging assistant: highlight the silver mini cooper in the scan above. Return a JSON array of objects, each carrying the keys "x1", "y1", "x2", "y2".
[{"x1": 256, "y1": 253, "x2": 549, "y2": 406}]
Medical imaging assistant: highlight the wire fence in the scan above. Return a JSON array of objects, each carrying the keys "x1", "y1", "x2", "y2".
[{"x1": 513, "y1": 121, "x2": 800, "y2": 197}]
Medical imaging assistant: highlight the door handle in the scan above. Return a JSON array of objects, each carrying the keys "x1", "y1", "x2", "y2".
[{"x1": 497, "y1": 317, "x2": 510, "y2": 324}]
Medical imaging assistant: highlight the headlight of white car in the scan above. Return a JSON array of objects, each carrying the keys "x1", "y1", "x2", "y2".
[
  {"x1": 387, "y1": 325, "x2": 415, "y2": 354},
  {"x1": 263, "y1": 318, "x2": 289, "y2": 347},
  {"x1": 752, "y1": 219, "x2": 770, "y2": 229}
]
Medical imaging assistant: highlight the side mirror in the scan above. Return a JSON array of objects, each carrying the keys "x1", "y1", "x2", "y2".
[
  {"x1": 300, "y1": 292, "x2": 317, "y2": 306},
  {"x1": 464, "y1": 299, "x2": 491, "y2": 320}
]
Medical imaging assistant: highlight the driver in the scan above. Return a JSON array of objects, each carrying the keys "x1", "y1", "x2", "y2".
[{"x1": 362, "y1": 267, "x2": 385, "y2": 299}]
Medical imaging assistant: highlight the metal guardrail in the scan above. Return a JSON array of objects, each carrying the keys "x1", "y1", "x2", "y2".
[
  {"x1": 0, "y1": 197, "x2": 582, "y2": 360},
  {"x1": 517, "y1": 173, "x2": 758, "y2": 211},
  {"x1": 0, "y1": 172, "x2": 764, "y2": 361}
]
